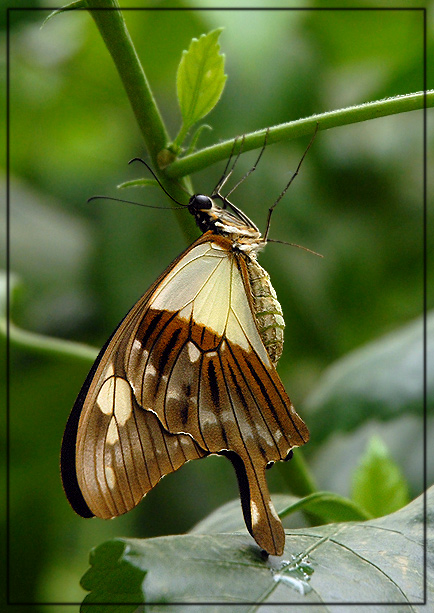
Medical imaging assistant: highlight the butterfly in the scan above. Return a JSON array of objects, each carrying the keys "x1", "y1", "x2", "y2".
[{"x1": 61, "y1": 133, "x2": 315, "y2": 557}]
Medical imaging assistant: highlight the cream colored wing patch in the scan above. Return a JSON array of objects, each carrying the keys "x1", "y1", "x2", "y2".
[{"x1": 147, "y1": 240, "x2": 270, "y2": 365}]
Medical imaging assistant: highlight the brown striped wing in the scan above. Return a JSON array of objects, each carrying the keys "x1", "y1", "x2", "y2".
[
  {"x1": 61, "y1": 232, "x2": 308, "y2": 556},
  {"x1": 124, "y1": 233, "x2": 309, "y2": 556}
]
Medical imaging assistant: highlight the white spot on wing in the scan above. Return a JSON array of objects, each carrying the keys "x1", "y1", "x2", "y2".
[
  {"x1": 167, "y1": 389, "x2": 180, "y2": 401},
  {"x1": 199, "y1": 411, "x2": 218, "y2": 426},
  {"x1": 146, "y1": 363, "x2": 156, "y2": 378},
  {"x1": 113, "y1": 378, "x2": 133, "y2": 426},
  {"x1": 251, "y1": 500, "x2": 260, "y2": 527},
  {"x1": 188, "y1": 342, "x2": 200, "y2": 363},
  {"x1": 132, "y1": 338, "x2": 148, "y2": 360},
  {"x1": 143, "y1": 362, "x2": 157, "y2": 389},
  {"x1": 97, "y1": 377, "x2": 115, "y2": 415},
  {"x1": 106, "y1": 417, "x2": 119, "y2": 445}
]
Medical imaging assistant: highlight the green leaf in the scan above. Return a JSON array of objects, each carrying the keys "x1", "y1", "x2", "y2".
[
  {"x1": 351, "y1": 435, "x2": 410, "y2": 518},
  {"x1": 280, "y1": 491, "x2": 371, "y2": 523},
  {"x1": 81, "y1": 540, "x2": 147, "y2": 613},
  {"x1": 176, "y1": 29, "x2": 226, "y2": 145},
  {"x1": 191, "y1": 493, "x2": 369, "y2": 536},
  {"x1": 80, "y1": 488, "x2": 431, "y2": 609},
  {"x1": 305, "y1": 313, "x2": 432, "y2": 444}
]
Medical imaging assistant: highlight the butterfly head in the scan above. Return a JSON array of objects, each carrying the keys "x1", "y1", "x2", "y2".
[
  {"x1": 188, "y1": 193, "x2": 262, "y2": 246},
  {"x1": 188, "y1": 193, "x2": 213, "y2": 231}
]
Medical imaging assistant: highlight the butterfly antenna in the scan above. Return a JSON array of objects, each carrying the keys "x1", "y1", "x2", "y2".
[
  {"x1": 267, "y1": 238, "x2": 323, "y2": 258},
  {"x1": 212, "y1": 135, "x2": 245, "y2": 195},
  {"x1": 264, "y1": 123, "x2": 319, "y2": 241},
  {"x1": 129, "y1": 158, "x2": 188, "y2": 206},
  {"x1": 87, "y1": 195, "x2": 185, "y2": 210},
  {"x1": 225, "y1": 127, "x2": 269, "y2": 199}
]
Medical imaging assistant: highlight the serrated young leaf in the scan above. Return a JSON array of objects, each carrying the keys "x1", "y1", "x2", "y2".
[
  {"x1": 177, "y1": 29, "x2": 227, "y2": 136},
  {"x1": 351, "y1": 434, "x2": 410, "y2": 517}
]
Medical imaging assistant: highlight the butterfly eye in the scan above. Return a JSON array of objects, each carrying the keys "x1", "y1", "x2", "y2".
[{"x1": 188, "y1": 194, "x2": 213, "y2": 212}]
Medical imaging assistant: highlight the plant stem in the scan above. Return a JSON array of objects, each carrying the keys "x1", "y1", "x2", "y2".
[
  {"x1": 86, "y1": 0, "x2": 167, "y2": 164},
  {"x1": 85, "y1": 0, "x2": 197, "y2": 241},
  {"x1": 2, "y1": 320, "x2": 98, "y2": 364},
  {"x1": 166, "y1": 90, "x2": 434, "y2": 179}
]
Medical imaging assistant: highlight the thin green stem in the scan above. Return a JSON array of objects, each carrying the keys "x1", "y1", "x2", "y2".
[
  {"x1": 2, "y1": 319, "x2": 98, "y2": 364},
  {"x1": 166, "y1": 90, "x2": 434, "y2": 179},
  {"x1": 279, "y1": 491, "x2": 371, "y2": 522}
]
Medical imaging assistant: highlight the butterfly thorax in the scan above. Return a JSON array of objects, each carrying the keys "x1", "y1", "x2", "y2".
[{"x1": 189, "y1": 193, "x2": 285, "y2": 366}]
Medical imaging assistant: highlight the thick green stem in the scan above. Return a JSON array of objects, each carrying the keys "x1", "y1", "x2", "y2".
[
  {"x1": 86, "y1": 0, "x2": 168, "y2": 164},
  {"x1": 166, "y1": 90, "x2": 434, "y2": 179},
  {"x1": 84, "y1": 0, "x2": 196, "y2": 241}
]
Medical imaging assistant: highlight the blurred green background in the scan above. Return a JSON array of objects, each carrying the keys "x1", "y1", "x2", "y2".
[{"x1": 3, "y1": 1, "x2": 433, "y2": 609}]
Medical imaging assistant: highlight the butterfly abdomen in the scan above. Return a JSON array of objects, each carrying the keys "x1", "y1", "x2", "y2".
[{"x1": 247, "y1": 258, "x2": 285, "y2": 366}]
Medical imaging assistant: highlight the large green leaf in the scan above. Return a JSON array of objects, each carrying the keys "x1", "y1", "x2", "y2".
[
  {"x1": 304, "y1": 313, "x2": 431, "y2": 444},
  {"x1": 80, "y1": 487, "x2": 431, "y2": 611}
]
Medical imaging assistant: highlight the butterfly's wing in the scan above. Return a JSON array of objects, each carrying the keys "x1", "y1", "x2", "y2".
[
  {"x1": 62, "y1": 231, "x2": 308, "y2": 556},
  {"x1": 123, "y1": 232, "x2": 309, "y2": 556}
]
